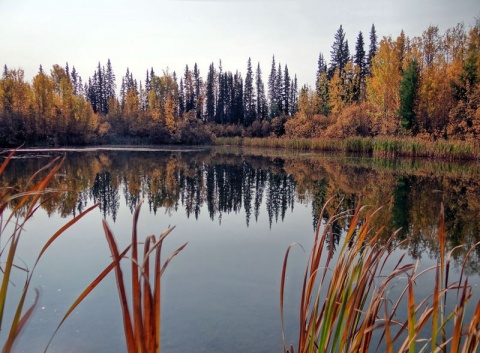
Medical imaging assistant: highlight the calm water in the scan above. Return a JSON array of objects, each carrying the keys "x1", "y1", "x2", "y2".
[{"x1": 2, "y1": 146, "x2": 480, "y2": 352}]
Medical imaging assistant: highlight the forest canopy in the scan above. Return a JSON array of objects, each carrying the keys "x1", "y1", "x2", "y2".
[{"x1": 1, "y1": 20, "x2": 479, "y2": 146}]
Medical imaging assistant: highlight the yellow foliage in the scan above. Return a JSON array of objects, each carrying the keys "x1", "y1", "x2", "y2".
[{"x1": 366, "y1": 36, "x2": 402, "y2": 135}]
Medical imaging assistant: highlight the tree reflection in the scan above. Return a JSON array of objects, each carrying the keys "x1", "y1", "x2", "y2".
[{"x1": 3, "y1": 148, "x2": 480, "y2": 271}]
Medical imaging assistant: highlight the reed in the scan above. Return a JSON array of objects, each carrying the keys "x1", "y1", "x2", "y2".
[
  {"x1": 0, "y1": 150, "x2": 98, "y2": 353},
  {"x1": 46, "y1": 199, "x2": 187, "y2": 353},
  {"x1": 215, "y1": 137, "x2": 480, "y2": 161},
  {"x1": 281, "y1": 199, "x2": 480, "y2": 353}
]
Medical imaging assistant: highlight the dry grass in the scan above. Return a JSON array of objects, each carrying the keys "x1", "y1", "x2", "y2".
[
  {"x1": 0, "y1": 150, "x2": 98, "y2": 353},
  {"x1": 216, "y1": 137, "x2": 480, "y2": 161},
  {"x1": 46, "y1": 199, "x2": 187, "y2": 353},
  {"x1": 281, "y1": 199, "x2": 480, "y2": 353}
]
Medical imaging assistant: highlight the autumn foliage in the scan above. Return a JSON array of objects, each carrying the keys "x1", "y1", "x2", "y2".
[{"x1": 1, "y1": 21, "x2": 480, "y2": 146}]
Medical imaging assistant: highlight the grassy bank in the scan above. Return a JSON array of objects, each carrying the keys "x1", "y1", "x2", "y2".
[{"x1": 215, "y1": 137, "x2": 480, "y2": 161}]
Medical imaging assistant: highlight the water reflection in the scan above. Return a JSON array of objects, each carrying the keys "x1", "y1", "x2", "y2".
[{"x1": 3, "y1": 147, "x2": 480, "y2": 271}]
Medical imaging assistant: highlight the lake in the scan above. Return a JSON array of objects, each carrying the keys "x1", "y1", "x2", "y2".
[{"x1": 2, "y1": 146, "x2": 480, "y2": 352}]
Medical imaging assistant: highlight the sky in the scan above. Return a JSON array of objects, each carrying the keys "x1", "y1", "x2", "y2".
[{"x1": 0, "y1": 0, "x2": 479, "y2": 90}]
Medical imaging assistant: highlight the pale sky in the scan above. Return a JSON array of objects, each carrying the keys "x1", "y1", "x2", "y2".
[{"x1": 0, "y1": 0, "x2": 478, "y2": 90}]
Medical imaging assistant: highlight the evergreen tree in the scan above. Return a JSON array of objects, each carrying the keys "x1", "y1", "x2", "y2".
[
  {"x1": 316, "y1": 53, "x2": 327, "y2": 92},
  {"x1": 330, "y1": 25, "x2": 350, "y2": 76},
  {"x1": 225, "y1": 72, "x2": 233, "y2": 123},
  {"x1": 178, "y1": 77, "x2": 185, "y2": 116},
  {"x1": 291, "y1": 75, "x2": 298, "y2": 113},
  {"x1": 205, "y1": 62, "x2": 216, "y2": 122},
  {"x1": 233, "y1": 71, "x2": 244, "y2": 124},
  {"x1": 106, "y1": 59, "x2": 116, "y2": 107},
  {"x1": 354, "y1": 31, "x2": 367, "y2": 101},
  {"x1": 268, "y1": 55, "x2": 278, "y2": 118},
  {"x1": 276, "y1": 63, "x2": 284, "y2": 114},
  {"x1": 255, "y1": 62, "x2": 267, "y2": 120},
  {"x1": 368, "y1": 24, "x2": 378, "y2": 74},
  {"x1": 96, "y1": 62, "x2": 105, "y2": 114},
  {"x1": 193, "y1": 63, "x2": 202, "y2": 119},
  {"x1": 284, "y1": 64, "x2": 291, "y2": 115},
  {"x1": 184, "y1": 65, "x2": 195, "y2": 112},
  {"x1": 71, "y1": 66, "x2": 78, "y2": 95},
  {"x1": 65, "y1": 62, "x2": 70, "y2": 82},
  {"x1": 399, "y1": 59, "x2": 420, "y2": 131},
  {"x1": 244, "y1": 57, "x2": 256, "y2": 125},
  {"x1": 145, "y1": 70, "x2": 151, "y2": 93},
  {"x1": 216, "y1": 60, "x2": 225, "y2": 124},
  {"x1": 120, "y1": 77, "x2": 126, "y2": 109}
]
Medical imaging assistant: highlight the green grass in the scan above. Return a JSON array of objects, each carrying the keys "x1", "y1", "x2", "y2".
[
  {"x1": 281, "y1": 198, "x2": 480, "y2": 353},
  {"x1": 215, "y1": 136, "x2": 480, "y2": 161}
]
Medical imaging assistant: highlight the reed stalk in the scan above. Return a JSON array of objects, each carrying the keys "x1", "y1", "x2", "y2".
[
  {"x1": 0, "y1": 150, "x2": 98, "y2": 353},
  {"x1": 47, "y1": 199, "x2": 187, "y2": 353},
  {"x1": 281, "y1": 198, "x2": 480, "y2": 353},
  {"x1": 216, "y1": 137, "x2": 480, "y2": 161}
]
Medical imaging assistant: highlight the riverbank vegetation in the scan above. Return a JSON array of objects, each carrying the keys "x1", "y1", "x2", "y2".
[
  {"x1": 216, "y1": 136, "x2": 480, "y2": 160},
  {"x1": 1, "y1": 20, "x2": 479, "y2": 151},
  {"x1": 281, "y1": 200, "x2": 480, "y2": 352}
]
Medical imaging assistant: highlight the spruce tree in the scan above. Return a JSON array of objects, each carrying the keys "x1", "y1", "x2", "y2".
[
  {"x1": 184, "y1": 65, "x2": 195, "y2": 112},
  {"x1": 193, "y1": 63, "x2": 202, "y2": 119},
  {"x1": 316, "y1": 53, "x2": 327, "y2": 92},
  {"x1": 178, "y1": 78, "x2": 185, "y2": 116},
  {"x1": 216, "y1": 60, "x2": 225, "y2": 124},
  {"x1": 233, "y1": 71, "x2": 244, "y2": 124},
  {"x1": 205, "y1": 62, "x2": 216, "y2": 122},
  {"x1": 284, "y1": 65, "x2": 291, "y2": 115},
  {"x1": 291, "y1": 75, "x2": 298, "y2": 113},
  {"x1": 268, "y1": 55, "x2": 278, "y2": 118},
  {"x1": 399, "y1": 59, "x2": 420, "y2": 131},
  {"x1": 276, "y1": 63, "x2": 284, "y2": 114},
  {"x1": 368, "y1": 24, "x2": 378, "y2": 74},
  {"x1": 106, "y1": 59, "x2": 116, "y2": 106},
  {"x1": 354, "y1": 31, "x2": 366, "y2": 102},
  {"x1": 255, "y1": 62, "x2": 267, "y2": 120},
  {"x1": 65, "y1": 62, "x2": 70, "y2": 82},
  {"x1": 145, "y1": 70, "x2": 151, "y2": 93},
  {"x1": 244, "y1": 57, "x2": 256, "y2": 125},
  {"x1": 330, "y1": 25, "x2": 350, "y2": 76},
  {"x1": 120, "y1": 77, "x2": 126, "y2": 109},
  {"x1": 71, "y1": 66, "x2": 78, "y2": 95}
]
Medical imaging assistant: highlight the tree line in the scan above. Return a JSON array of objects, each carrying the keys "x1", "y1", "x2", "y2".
[
  {"x1": 287, "y1": 21, "x2": 480, "y2": 140},
  {"x1": 1, "y1": 19, "x2": 479, "y2": 147}
]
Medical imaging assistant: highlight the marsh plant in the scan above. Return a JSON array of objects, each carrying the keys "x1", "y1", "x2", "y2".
[
  {"x1": 1, "y1": 150, "x2": 186, "y2": 353},
  {"x1": 281, "y1": 200, "x2": 480, "y2": 353},
  {"x1": 0, "y1": 150, "x2": 97, "y2": 352},
  {"x1": 46, "y1": 199, "x2": 187, "y2": 353}
]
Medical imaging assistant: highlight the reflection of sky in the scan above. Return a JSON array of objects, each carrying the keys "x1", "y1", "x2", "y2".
[
  {"x1": 10, "y1": 185, "x2": 316, "y2": 352},
  {"x1": 5, "y1": 150, "x2": 480, "y2": 352},
  {"x1": 1, "y1": 0, "x2": 478, "y2": 89}
]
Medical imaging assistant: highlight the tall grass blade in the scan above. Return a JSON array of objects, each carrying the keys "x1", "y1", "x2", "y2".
[
  {"x1": 130, "y1": 200, "x2": 146, "y2": 353},
  {"x1": 44, "y1": 245, "x2": 131, "y2": 352},
  {"x1": 102, "y1": 219, "x2": 136, "y2": 353},
  {"x1": 1, "y1": 289, "x2": 39, "y2": 353}
]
